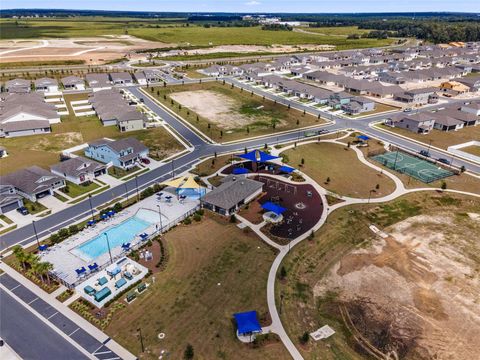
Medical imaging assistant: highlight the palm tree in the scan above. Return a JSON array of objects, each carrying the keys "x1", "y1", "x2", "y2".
[
  {"x1": 38, "y1": 262, "x2": 54, "y2": 284},
  {"x1": 25, "y1": 252, "x2": 39, "y2": 272},
  {"x1": 12, "y1": 245, "x2": 27, "y2": 270}
]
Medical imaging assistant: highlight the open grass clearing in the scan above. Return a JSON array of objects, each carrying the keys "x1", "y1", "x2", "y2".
[
  {"x1": 377, "y1": 123, "x2": 480, "y2": 150},
  {"x1": 60, "y1": 181, "x2": 100, "y2": 198},
  {"x1": 283, "y1": 142, "x2": 396, "y2": 198},
  {"x1": 151, "y1": 81, "x2": 325, "y2": 142},
  {"x1": 278, "y1": 191, "x2": 480, "y2": 360},
  {"x1": 461, "y1": 145, "x2": 480, "y2": 157},
  {"x1": 106, "y1": 214, "x2": 288, "y2": 360}
]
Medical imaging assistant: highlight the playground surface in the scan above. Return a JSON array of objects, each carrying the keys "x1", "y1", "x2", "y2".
[
  {"x1": 372, "y1": 151, "x2": 453, "y2": 183},
  {"x1": 254, "y1": 176, "x2": 323, "y2": 240}
]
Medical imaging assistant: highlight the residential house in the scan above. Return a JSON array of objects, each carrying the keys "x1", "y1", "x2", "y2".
[
  {"x1": 84, "y1": 137, "x2": 149, "y2": 170},
  {"x1": 341, "y1": 96, "x2": 375, "y2": 115},
  {"x1": 0, "y1": 166, "x2": 65, "y2": 202},
  {"x1": 442, "y1": 107, "x2": 479, "y2": 126},
  {"x1": 133, "y1": 71, "x2": 147, "y2": 86},
  {"x1": 454, "y1": 76, "x2": 480, "y2": 92},
  {"x1": 5, "y1": 79, "x2": 31, "y2": 94},
  {"x1": 431, "y1": 114, "x2": 465, "y2": 131},
  {"x1": 86, "y1": 73, "x2": 112, "y2": 92},
  {"x1": 61, "y1": 76, "x2": 85, "y2": 90},
  {"x1": 116, "y1": 110, "x2": 147, "y2": 132},
  {"x1": 50, "y1": 156, "x2": 107, "y2": 185},
  {"x1": 394, "y1": 88, "x2": 439, "y2": 105},
  {"x1": 460, "y1": 102, "x2": 480, "y2": 116},
  {"x1": 143, "y1": 69, "x2": 163, "y2": 84},
  {"x1": 328, "y1": 92, "x2": 354, "y2": 109},
  {"x1": 0, "y1": 93, "x2": 59, "y2": 138},
  {"x1": 0, "y1": 184, "x2": 23, "y2": 214},
  {"x1": 109, "y1": 72, "x2": 134, "y2": 86},
  {"x1": 385, "y1": 113, "x2": 436, "y2": 134},
  {"x1": 439, "y1": 81, "x2": 469, "y2": 95},
  {"x1": 34, "y1": 78, "x2": 59, "y2": 93}
]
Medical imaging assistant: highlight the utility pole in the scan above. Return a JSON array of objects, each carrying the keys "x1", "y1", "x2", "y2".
[
  {"x1": 88, "y1": 194, "x2": 95, "y2": 221},
  {"x1": 32, "y1": 220, "x2": 40, "y2": 248}
]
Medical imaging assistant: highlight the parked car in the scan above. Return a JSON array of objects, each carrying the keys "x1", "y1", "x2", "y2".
[
  {"x1": 140, "y1": 158, "x2": 150, "y2": 165},
  {"x1": 419, "y1": 150, "x2": 430, "y2": 157},
  {"x1": 403, "y1": 108, "x2": 413, "y2": 113},
  {"x1": 17, "y1": 206, "x2": 29, "y2": 215},
  {"x1": 438, "y1": 158, "x2": 450, "y2": 165},
  {"x1": 318, "y1": 129, "x2": 330, "y2": 134},
  {"x1": 139, "y1": 98, "x2": 145, "y2": 103}
]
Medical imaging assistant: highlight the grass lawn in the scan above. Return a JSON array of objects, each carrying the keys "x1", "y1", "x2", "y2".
[
  {"x1": 0, "y1": 60, "x2": 84, "y2": 69},
  {"x1": 377, "y1": 124, "x2": 480, "y2": 150},
  {"x1": 0, "y1": 102, "x2": 182, "y2": 175},
  {"x1": 108, "y1": 166, "x2": 140, "y2": 179},
  {"x1": 174, "y1": 67, "x2": 209, "y2": 79},
  {"x1": 23, "y1": 199, "x2": 48, "y2": 215},
  {"x1": 106, "y1": 215, "x2": 288, "y2": 359},
  {"x1": 278, "y1": 191, "x2": 480, "y2": 360},
  {"x1": 283, "y1": 142, "x2": 396, "y2": 198},
  {"x1": 60, "y1": 181, "x2": 100, "y2": 198},
  {"x1": 53, "y1": 192, "x2": 69, "y2": 202},
  {"x1": 461, "y1": 145, "x2": 480, "y2": 157},
  {"x1": 0, "y1": 214, "x2": 14, "y2": 225},
  {"x1": 191, "y1": 154, "x2": 234, "y2": 177},
  {"x1": 150, "y1": 81, "x2": 325, "y2": 142}
]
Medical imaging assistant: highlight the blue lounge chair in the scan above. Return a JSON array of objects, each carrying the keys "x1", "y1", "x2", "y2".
[
  {"x1": 115, "y1": 278, "x2": 127, "y2": 289},
  {"x1": 75, "y1": 267, "x2": 86, "y2": 276},
  {"x1": 97, "y1": 276, "x2": 108, "y2": 286},
  {"x1": 84, "y1": 285, "x2": 96, "y2": 295},
  {"x1": 88, "y1": 263, "x2": 99, "y2": 272}
]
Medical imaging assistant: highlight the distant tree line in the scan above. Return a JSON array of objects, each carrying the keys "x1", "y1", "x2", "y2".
[{"x1": 261, "y1": 24, "x2": 293, "y2": 31}]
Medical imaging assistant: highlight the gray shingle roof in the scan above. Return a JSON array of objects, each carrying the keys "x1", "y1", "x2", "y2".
[
  {"x1": 50, "y1": 156, "x2": 106, "y2": 178},
  {"x1": 202, "y1": 177, "x2": 263, "y2": 210},
  {"x1": 0, "y1": 166, "x2": 64, "y2": 195}
]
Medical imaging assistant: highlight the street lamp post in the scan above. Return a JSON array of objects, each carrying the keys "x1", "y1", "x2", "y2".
[
  {"x1": 368, "y1": 189, "x2": 374, "y2": 204},
  {"x1": 88, "y1": 194, "x2": 95, "y2": 221},
  {"x1": 426, "y1": 139, "x2": 433, "y2": 155},
  {"x1": 135, "y1": 175, "x2": 140, "y2": 202},
  {"x1": 32, "y1": 220, "x2": 40, "y2": 248},
  {"x1": 124, "y1": 182, "x2": 128, "y2": 201},
  {"x1": 156, "y1": 204, "x2": 163, "y2": 233},
  {"x1": 104, "y1": 232, "x2": 113, "y2": 264}
]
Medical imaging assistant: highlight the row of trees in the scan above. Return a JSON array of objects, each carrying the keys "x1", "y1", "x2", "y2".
[{"x1": 12, "y1": 245, "x2": 53, "y2": 284}]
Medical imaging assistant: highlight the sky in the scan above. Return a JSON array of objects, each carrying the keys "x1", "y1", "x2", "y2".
[{"x1": 3, "y1": 0, "x2": 480, "y2": 13}]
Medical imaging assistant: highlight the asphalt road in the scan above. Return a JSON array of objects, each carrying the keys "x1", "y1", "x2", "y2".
[
  {"x1": 0, "y1": 287, "x2": 88, "y2": 360},
  {"x1": 1, "y1": 81, "x2": 479, "y2": 252}
]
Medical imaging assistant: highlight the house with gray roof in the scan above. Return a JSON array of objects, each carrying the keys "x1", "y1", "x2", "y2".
[
  {"x1": 0, "y1": 93, "x2": 59, "y2": 138},
  {"x1": 34, "y1": 78, "x2": 58, "y2": 93},
  {"x1": 460, "y1": 101, "x2": 480, "y2": 116},
  {"x1": 341, "y1": 96, "x2": 375, "y2": 115},
  {"x1": 86, "y1": 73, "x2": 112, "y2": 91},
  {"x1": 201, "y1": 176, "x2": 264, "y2": 216},
  {"x1": 143, "y1": 69, "x2": 163, "y2": 84},
  {"x1": 5, "y1": 79, "x2": 31, "y2": 94},
  {"x1": 84, "y1": 137, "x2": 149, "y2": 170},
  {"x1": 0, "y1": 166, "x2": 65, "y2": 202},
  {"x1": 109, "y1": 72, "x2": 134, "y2": 85},
  {"x1": 385, "y1": 113, "x2": 435, "y2": 134},
  {"x1": 431, "y1": 114, "x2": 465, "y2": 132},
  {"x1": 61, "y1": 76, "x2": 85, "y2": 90},
  {"x1": 50, "y1": 156, "x2": 107, "y2": 185},
  {"x1": 0, "y1": 184, "x2": 23, "y2": 214},
  {"x1": 394, "y1": 87, "x2": 439, "y2": 105}
]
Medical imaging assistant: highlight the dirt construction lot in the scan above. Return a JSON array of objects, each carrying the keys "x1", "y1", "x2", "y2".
[{"x1": 315, "y1": 200, "x2": 480, "y2": 359}]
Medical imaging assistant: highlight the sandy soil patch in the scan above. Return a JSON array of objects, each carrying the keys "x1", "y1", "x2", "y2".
[
  {"x1": 31, "y1": 132, "x2": 84, "y2": 152},
  {"x1": 314, "y1": 213, "x2": 480, "y2": 360},
  {"x1": 170, "y1": 90, "x2": 261, "y2": 129}
]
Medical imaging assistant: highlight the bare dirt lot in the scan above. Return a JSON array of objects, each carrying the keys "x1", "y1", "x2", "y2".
[
  {"x1": 314, "y1": 211, "x2": 480, "y2": 360},
  {"x1": 170, "y1": 89, "x2": 283, "y2": 129},
  {"x1": 0, "y1": 36, "x2": 173, "y2": 65}
]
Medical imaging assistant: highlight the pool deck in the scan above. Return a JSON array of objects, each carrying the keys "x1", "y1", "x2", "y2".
[
  {"x1": 41, "y1": 187, "x2": 199, "y2": 286},
  {"x1": 76, "y1": 257, "x2": 148, "y2": 308}
]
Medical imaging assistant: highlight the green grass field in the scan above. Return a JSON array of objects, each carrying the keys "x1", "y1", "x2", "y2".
[
  {"x1": 283, "y1": 142, "x2": 396, "y2": 198},
  {"x1": 0, "y1": 18, "x2": 395, "y2": 50},
  {"x1": 149, "y1": 81, "x2": 325, "y2": 142},
  {"x1": 107, "y1": 215, "x2": 288, "y2": 359}
]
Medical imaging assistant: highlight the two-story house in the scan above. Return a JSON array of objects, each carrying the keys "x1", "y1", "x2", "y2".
[{"x1": 84, "y1": 138, "x2": 149, "y2": 170}]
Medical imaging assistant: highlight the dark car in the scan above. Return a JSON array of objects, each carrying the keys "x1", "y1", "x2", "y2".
[
  {"x1": 419, "y1": 150, "x2": 430, "y2": 157},
  {"x1": 139, "y1": 98, "x2": 145, "y2": 103},
  {"x1": 438, "y1": 158, "x2": 450, "y2": 165},
  {"x1": 17, "y1": 206, "x2": 29, "y2": 215},
  {"x1": 140, "y1": 158, "x2": 150, "y2": 165}
]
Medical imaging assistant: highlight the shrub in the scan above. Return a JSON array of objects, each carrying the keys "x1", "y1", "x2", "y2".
[
  {"x1": 229, "y1": 214, "x2": 236, "y2": 223},
  {"x1": 299, "y1": 332, "x2": 309, "y2": 344},
  {"x1": 183, "y1": 217, "x2": 192, "y2": 225},
  {"x1": 113, "y1": 202, "x2": 122, "y2": 213},
  {"x1": 58, "y1": 228, "x2": 69, "y2": 239},
  {"x1": 184, "y1": 344, "x2": 194, "y2": 359},
  {"x1": 193, "y1": 213, "x2": 202, "y2": 222}
]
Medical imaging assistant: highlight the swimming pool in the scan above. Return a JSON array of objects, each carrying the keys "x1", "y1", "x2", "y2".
[{"x1": 74, "y1": 214, "x2": 153, "y2": 262}]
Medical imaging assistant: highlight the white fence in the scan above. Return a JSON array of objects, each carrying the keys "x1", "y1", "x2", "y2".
[{"x1": 447, "y1": 140, "x2": 480, "y2": 164}]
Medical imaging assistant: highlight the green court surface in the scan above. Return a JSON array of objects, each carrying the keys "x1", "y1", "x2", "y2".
[{"x1": 372, "y1": 151, "x2": 453, "y2": 183}]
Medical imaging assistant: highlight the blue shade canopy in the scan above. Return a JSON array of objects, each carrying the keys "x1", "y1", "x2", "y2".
[
  {"x1": 237, "y1": 150, "x2": 280, "y2": 163},
  {"x1": 279, "y1": 165, "x2": 295, "y2": 173},
  {"x1": 232, "y1": 167, "x2": 250, "y2": 175},
  {"x1": 357, "y1": 135, "x2": 370, "y2": 141},
  {"x1": 233, "y1": 311, "x2": 262, "y2": 335},
  {"x1": 261, "y1": 201, "x2": 287, "y2": 215},
  {"x1": 38, "y1": 244, "x2": 48, "y2": 251}
]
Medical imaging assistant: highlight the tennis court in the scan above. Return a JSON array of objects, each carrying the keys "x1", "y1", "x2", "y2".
[{"x1": 372, "y1": 151, "x2": 453, "y2": 183}]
